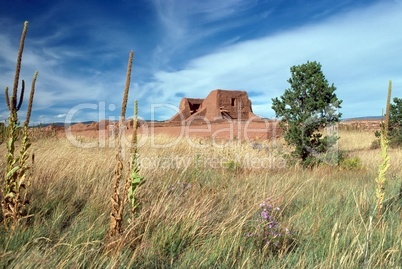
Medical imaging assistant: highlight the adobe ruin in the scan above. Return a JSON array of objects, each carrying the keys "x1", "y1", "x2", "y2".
[{"x1": 169, "y1": 89, "x2": 259, "y2": 123}]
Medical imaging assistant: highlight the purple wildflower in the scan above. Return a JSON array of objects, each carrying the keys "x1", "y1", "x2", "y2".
[{"x1": 261, "y1": 209, "x2": 270, "y2": 221}]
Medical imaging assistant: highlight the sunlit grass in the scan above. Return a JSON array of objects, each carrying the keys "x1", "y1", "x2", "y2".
[
  {"x1": 1, "y1": 130, "x2": 402, "y2": 268},
  {"x1": 338, "y1": 129, "x2": 376, "y2": 152}
]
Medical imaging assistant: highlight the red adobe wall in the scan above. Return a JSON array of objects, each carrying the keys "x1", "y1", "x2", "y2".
[
  {"x1": 170, "y1": 98, "x2": 204, "y2": 122},
  {"x1": 169, "y1": 89, "x2": 259, "y2": 123}
]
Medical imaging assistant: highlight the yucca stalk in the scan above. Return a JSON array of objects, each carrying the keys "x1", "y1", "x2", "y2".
[
  {"x1": 375, "y1": 81, "x2": 392, "y2": 221},
  {"x1": 1, "y1": 21, "x2": 38, "y2": 229},
  {"x1": 19, "y1": 71, "x2": 38, "y2": 207},
  {"x1": 127, "y1": 100, "x2": 143, "y2": 215},
  {"x1": 109, "y1": 51, "x2": 134, "y2": 238},
  {"x1": 375, "y1": 130, "x2": 389, "y2": 221},
  {"x1": 384, "y1": 81, "x2": 392, "y2": 137}
]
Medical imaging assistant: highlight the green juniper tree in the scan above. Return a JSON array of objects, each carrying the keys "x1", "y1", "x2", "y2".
[
  {"x1": 272, "y1": 61, "x2": 342, "y2": 167},
  {"x1": 386, "y1": 97, "x2": 402, "y2": 147}
]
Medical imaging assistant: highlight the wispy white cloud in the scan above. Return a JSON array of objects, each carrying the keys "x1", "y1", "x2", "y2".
[
  {"x1": 1, "y1": 0, "x2": 400, "y2": 124},
  {"x1": 142, "y1": 0, "x2": 402, "y2": 119},
  {"x1": 152, "y1": 0, "x2": 252, "y2": 37},
  {"x1": 0, "y1": 20, "x2": 135, "y2": 123},
  {"x1": 150, "y1": 0, "x2": 259, "y2": 68}
]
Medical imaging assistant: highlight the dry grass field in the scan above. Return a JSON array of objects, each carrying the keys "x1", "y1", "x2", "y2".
[
  {"x1": 1, "y1": 129, "x2": 402, "y2": 268},
  {"x1": 3, "y1": 20, "x2": 400, "y2": 269}
]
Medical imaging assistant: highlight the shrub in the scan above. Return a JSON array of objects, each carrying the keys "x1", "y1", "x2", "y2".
[
  {"x1": 370, "y1": 138, "x2": 380, "y2": 150},
  {"x1": 340, "y1": 156, "x2": 364, "y2": 170},
  {"x1": 374, "y1": 95, "x2": 402, "y2": 148},
  {"x1": 388, "y1": 97, "x2": 402, "y2": 145}
]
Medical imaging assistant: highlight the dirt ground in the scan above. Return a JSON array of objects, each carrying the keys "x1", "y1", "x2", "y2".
[
  {"x1": 57, "y1": 119, "x2": 280, "y2": 142},
  {"x1": 42, "y1": 118, "x2": 381, "y2": 143}
]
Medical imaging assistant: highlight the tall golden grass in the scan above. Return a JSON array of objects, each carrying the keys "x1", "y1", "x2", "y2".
[{"x1": 1, "y1": 129, "x2": 401, "y2": 268}]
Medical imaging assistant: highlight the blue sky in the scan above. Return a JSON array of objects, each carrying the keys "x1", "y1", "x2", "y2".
[{"x1": 1, "y1": 0, "x2": 401, "y2": 123}]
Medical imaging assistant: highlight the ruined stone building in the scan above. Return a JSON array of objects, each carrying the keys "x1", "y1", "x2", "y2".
[{"x1": 169, "y1": 89, "x2": 259, "y2": 123}]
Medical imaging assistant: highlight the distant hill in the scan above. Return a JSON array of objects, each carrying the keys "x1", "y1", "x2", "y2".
[
  {"x1": 341, "y1": 116, "x2": 383, "y2": 121},
  {"x1": 32, "y1": 116, "x2": 383, "y2": 128},
  {"x1": 32, "y1": 121, "x2": 95, "y2": 128}
]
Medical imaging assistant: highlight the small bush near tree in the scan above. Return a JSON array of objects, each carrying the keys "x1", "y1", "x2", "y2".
[
  {"x1": 375, "y1": 97, "x2": 402, "y2": 147},
  {"x1": 340, "y1": 156, "x2": 364, "y2": 170},
  {"x1": 272, "y1": 61, "x2": 342, "y2": 167}
]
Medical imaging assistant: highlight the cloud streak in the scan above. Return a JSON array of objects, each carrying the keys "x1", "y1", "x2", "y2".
[
  {"x1": 142, "y1": 0, "x2": 402, "y2": 119},
  {"x1": 150, "y1": 0, "x2": 258, "y2": 68},
  {"x1": 0, "y1": 0, "x2": 400, "y2": 124}
]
